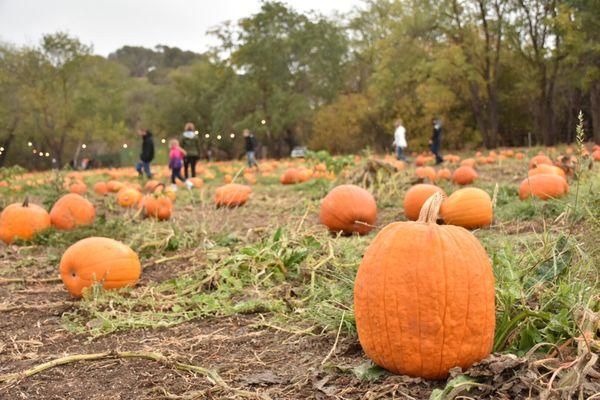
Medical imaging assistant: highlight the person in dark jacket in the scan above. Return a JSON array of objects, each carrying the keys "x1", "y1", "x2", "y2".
[
  {"x1": 243, "y1": 129, "x2": 258, "y2": 168},
  {"x1": 135, "y1": 128, "x2": 154, "y2": 178},
  {"x1": 181, "y1": 122, "x2": 201, "y2": 179},
  {"x1": 429, "y1": 119, "x2": 443, "y2": 165}
]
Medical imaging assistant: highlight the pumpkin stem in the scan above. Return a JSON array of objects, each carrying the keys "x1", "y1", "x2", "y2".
[
  {"x1": 417, "y1": 192, "x2": 443, "y2": 223},
  {"x1": 22, "y1": 196, "x2": 30, "y2": 207}
]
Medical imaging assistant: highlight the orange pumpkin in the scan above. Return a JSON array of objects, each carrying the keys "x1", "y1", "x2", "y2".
[
  {"x1": 528, "y1": 164, "x2": 566, "y2": 179},
  {"x1": 319, "y1": 185, "x2": 377, "y2": 235},
  {"x1": 50, "y1": 193, "x2": 95, "y2": 230},
  {"x1": 515, "y1": 152, "x2": 525, "y2": 160},
  {"x1": 415, "y1": 166, "x2": 436, "y2": 182},
  {"x1": 452, "y1": 166, "x2": 478, "y2": 185},
  {"x1": 188, "y1": 177, "x2": 204, "y2": 188},
  {"x1": 403, "y1": 184, "x2": 445, "y2": 221},
  {"x1": 93, "y1": 181, "x2": 108, "y2": 196},
  {"x1": 519, "y1": 174, "x2": 569, "y2": 200},
  {"x1": 144, "y1": 180, "x2": 161, "y2": 192},
  {"x1": 69, "y1": 181, "x2": 87, "y2": 195},
  {"x1": 59, "y1": 237, "x2": 141, "y2": 297},
  {"x1": 214, "y1": 184, "x2": 252, "y2": 207},
  {"x1": 529, "y1": 154, "x2": 553, "y2": 169},
  {"x1": 460, "y1": 158, "x2": 477, "y2": 168},
  {"x1": 280, "y1": 168, "x2": 301, "y2": 184},
  {"x1": 441, "y1": 188, "x2": 493, "y2": 229},
  {"x1": 436, "y1": 168, "x2": 452, "y2": 180},
  {"x1": 592, "y1": 149, "x2": 600, "y2": 161},
  {"x1": 117, "y1": 187, "x2": 142, "y2": 208},
  {"x1": 107, "y1": 180, "x2": 124, "y2": 193},
  {"x1": 140, "y1": 192, "x2": 173, "y2": 220},
  {"x1": 0, "y1": 198, "x2": 51, "y2": 244},
  {"x1": 354, "y1": 193, "x2": 495, "y2": 379}
]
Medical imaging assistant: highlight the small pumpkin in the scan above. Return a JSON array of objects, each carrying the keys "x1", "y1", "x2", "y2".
[
  {"x1": 519, "y1": 174, "x2": 569, "y2": 200},
  {"x1": 280, "y1": 168, "x2": 301, "y2": 185},
  {"x1": 528, "y1": 164, "x2": 566, "y2": 179},
  {"x1": 415, "y1": 166, "x2": 436, "y2": 182},
  {"x1": 529, "y1": 154, "x2": 553, "y2": 169},
  {"x1": 59, "y1": 237, "x2": 141, "y2": 297},
  {"x1": 139, "y1": 186, "x2": 173, "y2": 220},
  {"x1": 354, "y1": 193, "x2": 495, "y2": 380},
  {"x1": 69, "y1": 181, "x2": 87, "y2": 195},
  {"x1": 117, "y1": 187, "x2": 142, "y2": 208},
  {"x1": 50, "y1": 193, "x2": 95, "y2": 230},
  {"x1": 93, "y1": 181, "x2": 108, "y2": 196},
  {"x1": 107, "y1": 180, "x2": 124, "y2": 193},
  {"x1": 144, "y1": 180, "x2": 161, "y2": 192},
  {"x1": 403, "y1": 184, "x2": 445, "y2": 221},
  {"x1": 436, "y1": 168, "x2": 452, "y2": 180},
  {"x1": 441, "y1": 188, "x2": 493, "y2": 229},
  {"x1": 319, "y1": 184, "x2": 377, "y2": 235},
  {"x1": 188, "y1": 177, "x2": 204, "y2": 188},
  {"x1": 0, "y1": 198, "x2": 51, "y2": 244},
  {"x1": 452, "y1": 166, "x2": 478, "y2": 185},
  {"x1": 214, "y1": 183, "x2": 252, "y2": 207},
  {"x1": 460, "y1": 158, "x2": 477, "y2": 168}
]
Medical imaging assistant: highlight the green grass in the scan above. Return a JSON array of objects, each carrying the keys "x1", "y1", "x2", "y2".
[{"x1": 3, "y1": 154, "x2": 599, "y2": 363}]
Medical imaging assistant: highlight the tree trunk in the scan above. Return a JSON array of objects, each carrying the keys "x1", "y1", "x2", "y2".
[
  {"x1": 591, "y1": 81, "x2": 600, "y2": 144},
  {"x1": 0, "y1": 118, "x2": 19, "y2": 168}
]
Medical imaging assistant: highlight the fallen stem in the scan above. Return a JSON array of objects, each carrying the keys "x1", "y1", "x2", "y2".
[{"x1": 0, "y1": 350, "x2": 265, "y2": 399}]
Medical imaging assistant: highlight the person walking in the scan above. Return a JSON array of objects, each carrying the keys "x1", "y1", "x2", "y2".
[
  {"x1": 136, "y1": 128, "x2": 154, "y2": 178},
  {"x1": 430, "y1": 118, "x2": 443, "y2": 165},
  {"x1": 392, "y1": 118, "x2": 407, "y2": 161},
  {"x1": 168, "y1": 139, "x2": 192, "y2": 191},
  {"x1": 243, "y1": 129, "x2": 258, "y2": 168},
  {"x1": 181, "y1": 122, "x2": 201, "y2": 178}
]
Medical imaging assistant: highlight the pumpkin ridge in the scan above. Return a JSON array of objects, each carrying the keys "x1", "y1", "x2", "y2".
[
  {"x1": 447, "y1": 227, "x2": 471, "y2": 369},
  {"x1": 380, "y1": 228, "x2": 399, "y2": 372},
  {"x1": 463, "y1": 228, "x2": 490, "y2": 364},
  {"x1": 372, "y1": 231, "x2": 394, "y2": 369},
  {"x1": 414, "y1": 226, "x2": 424, "y2": 376},
  {"x1": 437, "y1": 227, "x2": 449, "y2": 378}
]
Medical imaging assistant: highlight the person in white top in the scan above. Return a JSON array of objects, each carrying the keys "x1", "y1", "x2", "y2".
[{"x1": 392, "y1": 118, "x2": 407, "y2": 161}]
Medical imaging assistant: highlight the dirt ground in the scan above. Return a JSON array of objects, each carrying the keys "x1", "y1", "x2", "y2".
[{"x1": 1, "y1": 163, "x2": 598, "y2": 399}]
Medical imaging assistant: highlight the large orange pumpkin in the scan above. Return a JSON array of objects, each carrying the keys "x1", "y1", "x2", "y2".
[
  {"x1": 354, "y1": 193, "x2": 495, "y2": 379},
  {"x1": 519, "y1": 174, "x2": 569, "y2": 200},
  {"x1": 50, "y1": 193, "x2": 95, "y2": 230},
  {"x1": 117, "y1": 187, "x2": 142, "y2": 208},
  {"x1": 214, "y1": 184, "x2": 252, "y2": 207},
  {"x1": 403, "y1": 184, "x2": 445, "y2": 221},
  {"x1": 452, "y1": 166, "x2": 478, "y2": 185},
  {"x1": 528, "y1": 164, "x2": 566, "y2": 179},
  {"x1": 0, "y1": 198, "x2": 51, "y2": 244},
  {"x1": 319, "y1": 185, "x2": 377, "y2": 235},
  {"x1": 441, "y1": 188, "x2": 493, "y2": 229},
  {"x1": 59, "y1": 237, "x2": 141, "y2": 297}
]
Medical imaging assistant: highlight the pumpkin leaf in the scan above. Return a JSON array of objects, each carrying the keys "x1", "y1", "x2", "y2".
[
  {"x1": 429, "y1": 375, "x2": 478, "y2": 400},
  {"x1": 351, "y1": 361, "x2": 387, "y2": 381}
]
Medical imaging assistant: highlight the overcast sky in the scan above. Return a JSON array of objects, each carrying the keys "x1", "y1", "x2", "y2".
[{"x1": 0, "y1": 0, "x2": 363, "y2": 56}]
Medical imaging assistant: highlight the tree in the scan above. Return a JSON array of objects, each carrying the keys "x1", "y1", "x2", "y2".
[{"x1": 508, "y1": 0, "x2": 568, "y2": 145}]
